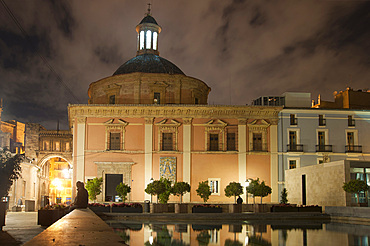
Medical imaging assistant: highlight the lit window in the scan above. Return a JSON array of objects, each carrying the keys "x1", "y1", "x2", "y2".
[
  {"x1": 154, "y1": 92, "x2": 160, "y2": 104},
  {"x1": 146, "y1": 30, "x2": 152, "y2": 49},
  {"x1": 153, "y1": 32, "x2": 158, "y2": 50},
  {"x1": 140, "y1": 31, "x2": 144, "y2": 49},
  {"x1": 208, "y1": 179, "x2": 220, "y2": 195},
  {"x1": 289, "y1": 160, "x2": 296, "y2": 169}
]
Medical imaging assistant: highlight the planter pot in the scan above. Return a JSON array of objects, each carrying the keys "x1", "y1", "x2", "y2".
[
  {"x1": 175, "y1": 204, "x2": 188, "y2": 213},
  {"x1": 0, "y1": 202, "x2": 7, "y2": 231},
  {"x1": 270, "y1": 206, "x2": 299, "y2": 212},
  {"x1": 111, "y1": 207, "x2": 142, "y2": 213},
  {"x1": 253, "y1": 204, "x2": 269, "y2": 213},
  {"x1": 192, "y1": 206, "x2": 222, "y2": 213},
  {"x1": 152, "y1": 203, "x2": 169, "y2": 213},
  {"x1": 38, "y1": 209, "x2": 66, "y2": 227},
  {"x1": 298, "y1": 206, "x2": 322, "y2": 212},
  {"x1": 89, "y1": 206, "x2": 110, "y2": 213},
  {"x1": 229, "y1": 204, "x2": 242, "y2": 213}
]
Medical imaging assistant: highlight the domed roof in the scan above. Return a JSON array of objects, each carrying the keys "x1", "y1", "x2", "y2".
[
  {"x1": 139, "y1": 15, "x2": 158, "y2": 25},
  {"x1": 113, "y1": 54, "x2": 185, "y2": 76}
]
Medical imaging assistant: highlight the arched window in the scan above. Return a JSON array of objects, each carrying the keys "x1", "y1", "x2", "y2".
[
  {"x1": 140, "y1": 31, "x2": 145, "y2": 50},
  {"x1": 146, "y1": 30, "x2": 152, "y2": 49},
  {"x1": 153, "y1": 32, "x2": 158, "y2": 50}
]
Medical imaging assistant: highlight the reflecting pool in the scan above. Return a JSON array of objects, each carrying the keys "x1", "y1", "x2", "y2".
[{"x1": 104, "y1": 220, "x2": 370, "y2": 246}]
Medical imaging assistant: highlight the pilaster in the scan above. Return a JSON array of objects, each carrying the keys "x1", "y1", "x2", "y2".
[
  {"x1": 182, "y1": 117, "x2": 192, "y2": 202},
  {"x1": 144, "y1": 117, "x2": 154, "y2": 201},
  {"x1": 238, "y1": 119, "x2": 247, "y2": 201}
]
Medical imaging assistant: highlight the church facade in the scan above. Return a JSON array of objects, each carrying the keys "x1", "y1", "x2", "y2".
[{"x1": 68, "y1": 12, "x2": 281, "y2": 203}]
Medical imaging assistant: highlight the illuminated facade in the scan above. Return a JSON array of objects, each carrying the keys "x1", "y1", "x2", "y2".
[{"x1": 69, "y1": 12, "x2": 281, "y2": 203}]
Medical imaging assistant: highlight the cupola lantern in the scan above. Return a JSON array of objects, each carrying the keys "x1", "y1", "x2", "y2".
[{"x1": 136, "y1": 6, "x2": 161, "y2": 56}]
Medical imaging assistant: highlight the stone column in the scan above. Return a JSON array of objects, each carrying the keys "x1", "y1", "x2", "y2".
[
  {"x1": 238, "y1": 119, "x2": 247, "y2": 202},
  {"x1": 182, "y1": 118, "x2": 192, "y2": 202},
  {"x1": 76, "y1": 117, "x2": 86, "y2": 183},
  {"x1": 144, "y1": 117, "x2": 154, "y2": 201},
  {"x1": 270, "y1": 119, "x2": 279, "y2": 203}
]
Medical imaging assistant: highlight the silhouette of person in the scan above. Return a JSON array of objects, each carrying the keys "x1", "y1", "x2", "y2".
[
  {"x1": 69, "y1": 181, "x2": 88, "y2": 212},
  {"x1": 237, "y1": 195, "x2": 243, "y2": 204}
]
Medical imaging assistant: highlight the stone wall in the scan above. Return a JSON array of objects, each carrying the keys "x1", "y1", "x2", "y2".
[{"x1": 285, "y1": 161, "x2": 347, "y2": 206}]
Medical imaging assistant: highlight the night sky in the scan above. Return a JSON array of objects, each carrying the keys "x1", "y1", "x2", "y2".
[{"x1": 0, "y1": 0, "x2": 369, "y2": 130}]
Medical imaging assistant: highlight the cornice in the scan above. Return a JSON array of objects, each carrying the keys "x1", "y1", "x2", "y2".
[{"x1": 68, "y1": 105, "x2": 282, "y2": 127}]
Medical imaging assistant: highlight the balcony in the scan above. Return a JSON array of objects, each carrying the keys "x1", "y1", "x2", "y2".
[
  {"x1": 290, "y1": 118, "x2": 298, "y2": 126},
  {"x1": 287, "y1": 144, "x2": 303, "y2": 152},
  {"x1": 319, "y1": 119, "x2": 326, "y2": 126},
  {"x1": 315, "y1": 145, "x2": 332, "y2": 152},
  {"x1": 345, "y1": 145, "x2": 362, "y2": 153},
  {"x1": 348, "y1": 119, "x2": 355, "y2": 127}
]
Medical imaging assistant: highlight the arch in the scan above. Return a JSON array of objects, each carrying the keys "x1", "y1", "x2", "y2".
[{"x1": 37, "y1": 153, "x2": 73, "y2": 169}]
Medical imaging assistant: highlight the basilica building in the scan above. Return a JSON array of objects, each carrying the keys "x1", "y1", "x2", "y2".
[{"x1": 68, "y1": 12, "x2": 281, "y2": 203}]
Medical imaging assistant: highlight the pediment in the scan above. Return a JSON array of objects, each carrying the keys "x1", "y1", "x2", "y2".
[
  {"x1": 104, "y1": 118, "x2": 128, "y2": 126},
  {"x1": 203, "y1": 119, "x2": 228, "y2": 127},
  {"x1": 155, "y1": 119, "x2": 181, "y2": 127}
]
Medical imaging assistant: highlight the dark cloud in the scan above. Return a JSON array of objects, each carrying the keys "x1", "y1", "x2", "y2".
[{"x1": 0, "y1": 0, "x2": 369, "y2": 128}]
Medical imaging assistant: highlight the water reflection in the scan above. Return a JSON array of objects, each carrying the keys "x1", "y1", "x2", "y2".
[{"x1": 105, "y1": 220, "x2": 370, "y2": 246}]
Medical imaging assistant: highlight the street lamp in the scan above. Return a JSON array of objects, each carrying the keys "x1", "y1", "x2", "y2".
[
  {"x1": 149, "y1": 178, "x2": 154, "y2": 203},
  {"x1": 245, "y1": 179, "x2": 251, "y2": 204}
]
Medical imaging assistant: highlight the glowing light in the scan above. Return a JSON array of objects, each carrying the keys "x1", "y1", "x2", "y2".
[
  {"x1": 140, "y1": 31, "x2": 144, "y2": 49},
  {"x1": 149, "y1": 235, "x2": 153, "y2": 245},
  {"x1": 62, "y1": 169, "x2": 70, "y2": 179},
  {"x1": 146, "y1": 30, "x2": 152, "y2": 49},
  {"x1": 245, "y1": 236, "x2": 249, "y2": 245},
  {"x1": 153, "y1": 32, "x2": 157, "y2": 50}
]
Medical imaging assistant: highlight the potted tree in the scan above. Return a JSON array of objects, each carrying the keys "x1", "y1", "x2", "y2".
[
  {"x1": 343, "y1": 179, "x2": 369, "y2": 207},
  {"x1": 254, "y1": 180, "x2": 272, "y2": 213},
  {"x1": 86, "y1": 178, "x2": 109, "y2": 213},
  {"x1": 0, "y1": 149, "x2": 23, "y2": 231},
  {"x1": 193, "y1": 181, "x2": 221, "y2": 213},
  {"x1": 172, "y1": 181, "x2": 190, "y2": 213},
  {"x1": 145, "y1": 178, "x2": 171, "y2": 213},
  {"x1": 224, "y1": 182, "x2": 243, "y2": 213},
  {"x1": 112, "y1": 183, "x2": 142, "y2": 213}
]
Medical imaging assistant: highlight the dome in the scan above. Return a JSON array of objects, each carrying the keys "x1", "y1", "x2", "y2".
[
  {"x1": 139, "y1": 15, "x2": 158, "y2": 25},
  {"x1": 113, "y1": 54, "x2": 185, "y2": 76}
]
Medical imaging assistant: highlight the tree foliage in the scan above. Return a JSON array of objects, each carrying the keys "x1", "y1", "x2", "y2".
[
  {"x1": 246, "y1": 178, "x2": 272, "y2": 204},
  {"x1": 85, "y1": 177, "x2": 103, "y2": 202},
  {"x1": 343, "y1": 179, "x2": 369, "y2": 204},
  {"x1": 116, "y1": 182, "x2": 131, "y2": 203},
  {"x1": 145, "y1": 178, "x2": 173, "y2": 203},
  {"x1": 280, "y1": 188, "x2": 288, "y2": 204},
  {"x1": 0, "y1": 149, "x2": 23, "y2": 198},
  {"x1": 172, "y1": 181, "x2": 191, "y2": 203},
  {"x1": 224, "y1": 182, "x2": 244, "y2": 204},
  {"x1": 196, "y1": 181, "x2": 211, "y2": 202}
]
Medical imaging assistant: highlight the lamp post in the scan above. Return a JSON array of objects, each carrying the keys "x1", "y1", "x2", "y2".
[
  {"x1": 149, "y1": 178, "x2": 154, "y2": 203},
  {"x1": 245, "y1": 179, "x2": 251, "y2": 204}
]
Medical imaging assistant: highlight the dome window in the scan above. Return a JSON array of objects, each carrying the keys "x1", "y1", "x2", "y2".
[
  {"x1": 153, "y1": 32, "x2": 158, "y2": 50},
  {"x1": 146, "y1": 30, "x2": 152, "y2": 49},
  {"x1": 139, "y1": 31, "x2": 145, "y2": 50}
]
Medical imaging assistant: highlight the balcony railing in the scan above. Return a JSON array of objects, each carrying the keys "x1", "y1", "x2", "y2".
[
  {"x1": 315, "y1": 145, "x2": 332, "y2": 152},
  {"x1": 287, "y1": 144, "x2": 304, "y2": 152},
  {"x1": 348, "y1": 119, "x2": 355, "y2": 127},
  {"x1": 319, "y1": 119, "x2": 326, "y2": 126},
  {"x1": 345, "y1": 145, "x2": 362, "y2": 153},
  {"x1": 290, "y1": 118, "x2": 298, "y2": 125}
]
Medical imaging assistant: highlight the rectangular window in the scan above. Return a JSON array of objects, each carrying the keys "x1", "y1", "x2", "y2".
[
  {"x1": 209, "y1": 134, "x2": 219, "y2": 151},
  {"x1": 140, "y1": 31, "x2": 144, "y2": 49},
  {"x1": 347, "y1": 132, "x2": 355, "y2": 146},
  {"x1": 289, "y1": 131, "x2": 297, "y2": 145},
  {"x1": 290, "y1": 114, "x2": 297, "y2": 125},
  {"x1": 289, "y1": 160, "x2": 296, "y2": 169},
  {"x1": 252, "y1": 133, "x2": 262, "y2": 151},
  {"x1": 154, "y1": 92, "x2": 160, "y2": 104},
  {"x1": 195, "y1": 98, "x2": 199, "y2": 104},
  {"x1": 153, "y1": 32, "x2": 158, "y2": 50},
  {"x1": 162, "y1": 133, "x2": 173, "y2": 151},
  {"x1": 109, "y1": 95, "x2": 116, "y2": 104},
  {"x1": 227, "y1": 132, "x2": 236, "y2": 151},
  {"x1": 348, "y1": 115, "x2": 355, "y2": 126},
  {"x1": 318, "y1": 131, "x2": 325, "y2": 146},
  {"x1": 209, "y1": 179, "x2": 220, "y2": 195},
  {"x1": 146, "y1": 30, "x2": 152, "y2": 49},
  {"x1": 109, "y1": 133, "x2": 121, "y2": 150},
  {"x1": 319, "y1": 115, "x2": 326, "y2": 126},
  {"x1": 55, "y1": 142, "x2": 60, "y2": 151}
]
